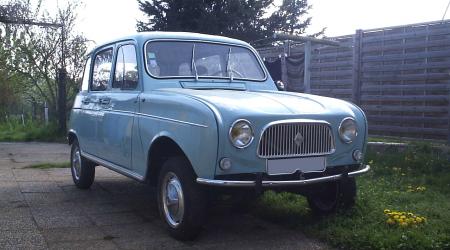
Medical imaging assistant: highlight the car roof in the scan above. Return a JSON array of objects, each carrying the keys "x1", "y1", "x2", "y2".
[{"x1": 89, "y1": 31, "x2": 250, "y2": 54}]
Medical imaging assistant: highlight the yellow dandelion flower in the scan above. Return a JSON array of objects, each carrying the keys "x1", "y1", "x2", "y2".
[
  {"x1": 384, "y1": 209, "x2": 390, "y2": 214},
  {"x1": 386, "y1": 218, "x2": 395, "y2": 225},
  {"x1": 416, "y1": 217, "x2": 423, "y2": 223}
]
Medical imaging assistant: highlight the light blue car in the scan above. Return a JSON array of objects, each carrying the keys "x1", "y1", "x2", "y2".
[{"x1": 68, "y1": 32, "x2": 370, "y2": 240}]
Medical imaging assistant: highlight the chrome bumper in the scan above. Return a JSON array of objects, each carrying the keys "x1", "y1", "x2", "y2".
[{"x1": 196, "y1": 165, "x2": 370, "y2": 187}]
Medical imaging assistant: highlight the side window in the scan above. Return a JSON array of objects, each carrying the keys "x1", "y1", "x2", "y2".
[
  {"x1": 113, "y1": 44, "x2": 138, "y2": 90},
  {"x1": 91, "y1": 48, "x2": 113, "y2": 91},
  {"x1": 81, "y1": 57, "x2": 91, "y2": 91}
]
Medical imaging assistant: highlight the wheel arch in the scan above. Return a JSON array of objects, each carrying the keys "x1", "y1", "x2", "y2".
[
  {"x1": 68, "y1": 129, "x2": 78, "y2": 145},
  {"x1": 145, "y1": 135, "x2": 195, "y2": 186}
]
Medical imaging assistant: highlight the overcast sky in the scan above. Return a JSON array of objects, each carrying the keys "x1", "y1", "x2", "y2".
[{"x1": 38, "y1": 0, "x2": 450, "y2": 45}]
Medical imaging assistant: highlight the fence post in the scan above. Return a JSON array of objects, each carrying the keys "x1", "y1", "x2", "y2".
[
  {"x1": 57, "y1": 68, "x2": 67, "y2": 132},
  {"x1": 44, "y1": 102, "x2": 49, "y2": 125},
  {"x1": 304, "y1": 40, "x2": 311, "y2": 94},
  {"x1": 281, "y1": 41, "x2": 288, "y2": 89},
  {"x1": 448, "y1": 91, "x2": 450, "y2": 144},
  {"x1": 352, "y1": 29, "x2": 363, "y2": 105}
]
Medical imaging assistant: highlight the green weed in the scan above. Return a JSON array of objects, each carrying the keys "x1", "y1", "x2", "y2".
[
  {"x1": 255, "y1": 144, "x2": 450, "y2": 249},
  {"x1": 23, "y1": 162, "x2": 70, "y2": 169},
  {"x1": 0, "y1": 118, "x2": 65, "y2": 142}
]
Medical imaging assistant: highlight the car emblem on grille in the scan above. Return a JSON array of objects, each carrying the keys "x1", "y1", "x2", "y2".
[{"x1": 294, "y1": 132, "x2": 304, "y2": 146}]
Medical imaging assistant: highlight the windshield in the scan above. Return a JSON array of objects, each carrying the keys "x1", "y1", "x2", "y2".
[{"x1": 145, "y1": 41, "x2": 266, "y2": 81}]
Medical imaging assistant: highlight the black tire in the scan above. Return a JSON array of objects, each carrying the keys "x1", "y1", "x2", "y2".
[
  {"x1": 70, "y1": 139, "x2": 96, "y2": 189},
  {"x1": 157, "y1": 156, "x2": 206, "y2": 241},
  {"x1": 307, "y1": 178, "x2": 356, "y2": 215}
]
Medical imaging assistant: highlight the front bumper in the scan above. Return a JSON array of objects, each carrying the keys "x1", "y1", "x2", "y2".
[{"x1": 197, "y1": 164, "x2": 370, "y2": 187}]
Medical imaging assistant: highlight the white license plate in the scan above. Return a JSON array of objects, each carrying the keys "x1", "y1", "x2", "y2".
[{"x1": 267, "y1": 157, "x2": 326, "y2": 175}]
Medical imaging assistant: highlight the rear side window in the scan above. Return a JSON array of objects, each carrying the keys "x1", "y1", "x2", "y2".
[
  {"x1": 81, "y1": 57, "x2": 91, "y2": 91},
  {"x1": 91, "y1": 48, "x2": 113, "y2": 91},
  {"x1": 113, "y1": 44, "x2": 139, "y2": 90}
]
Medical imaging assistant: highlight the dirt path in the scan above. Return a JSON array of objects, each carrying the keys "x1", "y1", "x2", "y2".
[{"x1": 0, "y1": 142, "x2": 329, "y2": 249}]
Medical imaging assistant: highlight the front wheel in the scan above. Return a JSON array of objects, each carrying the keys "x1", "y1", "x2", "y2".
[
  {"x1": 157, "y1": 156, "x2": 206, "y2": 241},
  {"x1": 307, "y1": 178, "x2": 356, "y2": 215},
  {"x1": 70, "y1": 140, "x2": 96, "y2": 189}
]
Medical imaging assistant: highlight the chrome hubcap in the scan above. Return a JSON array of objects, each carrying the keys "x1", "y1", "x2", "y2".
[
  {"x1": 72, "y1": 147, "x2": 82, "y2": 180},
  {"x1": 161, "y1": 172, "x2": 184, "y2": 228}
]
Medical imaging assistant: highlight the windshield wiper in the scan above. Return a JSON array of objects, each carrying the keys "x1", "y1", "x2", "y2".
[
  {"x1": 191, "y1": 44, "x2": 199, "y2": 81},
  {"x1": 226, "y1": 47, "x2": 233, "y2": 82}
]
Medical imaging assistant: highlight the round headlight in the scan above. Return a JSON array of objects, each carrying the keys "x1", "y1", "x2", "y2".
[
  {"x1": 339, "y1": 118, "x2": 358, "y2": 143},
  {"x1": 229, "y1": 119, "x2": 254, "y2": 148}
]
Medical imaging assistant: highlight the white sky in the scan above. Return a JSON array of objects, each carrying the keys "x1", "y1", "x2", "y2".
[{"x1": 34, "y1": 0, "x2": 450, "y2": 44}]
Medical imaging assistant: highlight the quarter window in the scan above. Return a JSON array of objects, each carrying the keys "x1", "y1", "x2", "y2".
[
  {"x1": 91, "y1": 48, "x2": 113, "y2": 91},
  {"x1": 81, "y1": 57, "x2": 91, "y2": 91},
  {"x1": 113, "y1": 45, "x2": 139, "y2": 90}
]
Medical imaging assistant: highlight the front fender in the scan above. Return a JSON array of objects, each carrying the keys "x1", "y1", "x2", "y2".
[{"x1": 136, "y1": 91, "x2": 218, "y2": 179}]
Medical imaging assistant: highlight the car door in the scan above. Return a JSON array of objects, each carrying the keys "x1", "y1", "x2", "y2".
[
  {"x1": 87, "y1": 47, "x2": 114, "y2": 158},
  {"x1": 98, "y1": 42, "x2": 140, "y2": 169},
  {"x1": 75, "y1": 56, "x2": 98, "y2": 154}
]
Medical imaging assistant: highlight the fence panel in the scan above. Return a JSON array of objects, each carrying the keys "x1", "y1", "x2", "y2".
[{"x1": 257, "y1": 20, "x2": 450, "y2": 143}]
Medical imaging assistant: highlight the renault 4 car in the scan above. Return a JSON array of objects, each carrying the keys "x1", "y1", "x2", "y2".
[{"x1": 68, "y1": 32, "x2": 370, "y2": 240}]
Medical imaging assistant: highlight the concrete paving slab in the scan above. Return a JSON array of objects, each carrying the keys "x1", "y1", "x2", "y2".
[
  {"x1": 89, "y1": 212, "x2": 145, "y2": 226},
  {"x1": 0, "y1": 181, "x2": 24, "y2": 202},
  {"x1": 13, "y1": 169, "x2": 53, "y2": 181},
  {"x1": 0, "y1": 200, "x2": 29, "y2": 210},
  {"x1": 18, "y1": 181, "x2": 64, "y2": 193},
  {"x1": 48, "y1": 240, "x2": 118, "y2": 250},
  {"x1": 82, "y1": 202, "x2": 136, "y2": 215},
  {"x1": 0, "y1": 229, "x2": 47, "y2": 250},
  {"x1": 0, "y1": 169, "x2": 14, "y2": 181},
  {"x1": 29, "y1": 202, "x2": 86, "y2": 217},
  {"x1": 0, "y1": 215, "x2": 38, "y2": 231},
  {"x1": 42, "y1": 227, "x2": 108, "y2": 243},
  {"x1": 99, "y1": 222, "x2": 166, "y2": 240},
  {"x1": 23, "y1": 192, "x2": 71, "y2": 206},
  {"x1": 33, "y1": 214, "x2": 94, "y2": 229},
  {"x1": 112, "y1": 235, "x2": 188, "y2": 250}
]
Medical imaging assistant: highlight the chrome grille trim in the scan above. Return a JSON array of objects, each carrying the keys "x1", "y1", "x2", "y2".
[{"x1": 257, "y1": 119, "x2": 336, "y2": 158}]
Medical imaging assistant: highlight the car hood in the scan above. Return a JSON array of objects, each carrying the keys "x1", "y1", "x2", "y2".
[{"x1": 157, "y1": 88, "x2": 357, "y2": 117}]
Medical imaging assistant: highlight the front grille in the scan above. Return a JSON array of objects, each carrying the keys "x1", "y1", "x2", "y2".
[{"x1": 258, "y1": 121, "x2": 335, "y2": 158}]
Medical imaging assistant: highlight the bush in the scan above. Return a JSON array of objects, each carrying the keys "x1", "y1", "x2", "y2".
[{"x1": 0, "y1": 117, "x2": 65, "y2": 142}]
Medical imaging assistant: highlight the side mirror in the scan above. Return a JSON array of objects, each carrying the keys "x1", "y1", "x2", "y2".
[{"x1": 275, "y1": 80, "x2": 285, "y2": 91}]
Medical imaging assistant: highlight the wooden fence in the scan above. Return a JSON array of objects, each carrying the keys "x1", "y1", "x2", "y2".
[{"x1": 257, "y1": 20, "x2": 450, "y2": 143}]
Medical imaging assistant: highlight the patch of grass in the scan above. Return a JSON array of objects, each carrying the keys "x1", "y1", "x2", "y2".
[
  {"x1": 369, "y1": 136, "x2": 406, "y2": 143},
  {"x1": 0, "y1": 119, "x2": 65, "y2": 142},
  {"x1": 254, "y1": 143, "x2": 450, "y2": 249},
  {"x1": 24, "y1": 162, "x2": 70, "y2": 169}
]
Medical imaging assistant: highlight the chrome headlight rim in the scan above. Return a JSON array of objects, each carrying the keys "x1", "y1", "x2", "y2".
[
  {"x1": 228, "y1": 119, "x2": 254, "y2": 149},
  {"x1": 338, "y1": 117, "x2": 358, "y2": 144}
]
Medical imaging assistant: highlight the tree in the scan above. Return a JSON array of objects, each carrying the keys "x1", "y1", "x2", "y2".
[
  {"x1": 267, "y1": 0, "x2": 324, "y2": 36},
  {"x1": 0, "y1": 0, "x2": 88, "y2": 121},
  {"x1": 137, "y1": 0, "x2": 322, "y2": 42}
]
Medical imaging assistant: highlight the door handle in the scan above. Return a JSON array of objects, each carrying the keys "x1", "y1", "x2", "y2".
[
  {"x1": 82, "y1": 97, "x2": 91, "y2": 104},
  {"x1": 100, "y1": 98, "x2": 111, "y2": 105}
]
